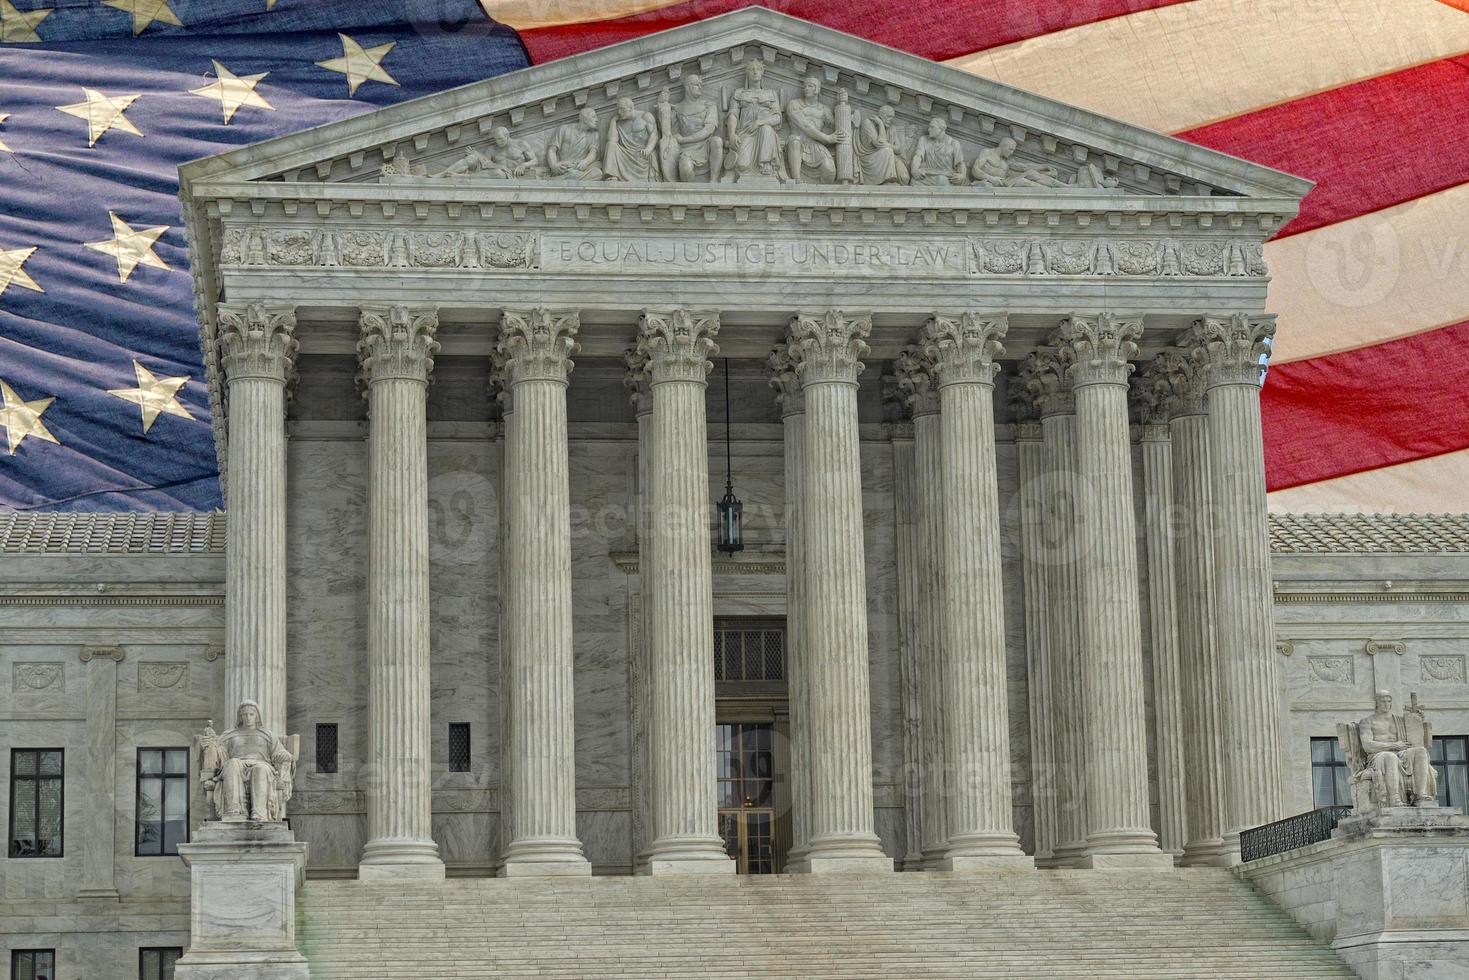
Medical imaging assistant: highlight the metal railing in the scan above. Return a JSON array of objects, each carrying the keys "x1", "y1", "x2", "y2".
[{"x1": 1239, "y1": 805, "x2": 1353, "y2": 862}]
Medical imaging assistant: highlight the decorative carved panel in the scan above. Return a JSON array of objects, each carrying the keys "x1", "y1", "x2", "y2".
[
  {"x1": 138, "y1": 661, "x2": 189, "y2": 692},
  {"x1": 1421, "y1": 655, "x2": 1468, "y2": 684},
  {"x1": 1307, "y1": 656, "x2": 1355, "y2": 685},
  {"x1": 13, "y1": 662, "x2": 63, "y2": 692}
]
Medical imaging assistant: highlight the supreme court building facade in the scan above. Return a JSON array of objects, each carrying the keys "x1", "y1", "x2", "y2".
[{"x1": 10, "y1": 10, "x2": 1469, "y2": 976}]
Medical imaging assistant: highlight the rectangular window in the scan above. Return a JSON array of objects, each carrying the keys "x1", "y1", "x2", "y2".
[
  {"x1": 139, "y1": 947, "x2": 182, "y2": 980},
  {"x1": 10, "y1": 949, "x2": 55, "y2": 980},
  {"x1": 8, "y1": 749, "x2": 63, "y2": 858},
  {"x1": 136, "y1": 748, "x2": 190, "y2": 856},
  {"x1": 713, "y1": 620, "x2": 786, "y2": 682},
  {"x1": 316, "y1": 724, "x2": 338, "y2": 775},
  {"x1": 1430, "y1": 735, "x2": 1469, "y2": 814},
  {"x1": 448, "y1": 723, "x2": 471, "y2": 773},
  {"x1": 1310, "y1": 737, "x2": 1350, "y2": 808}
]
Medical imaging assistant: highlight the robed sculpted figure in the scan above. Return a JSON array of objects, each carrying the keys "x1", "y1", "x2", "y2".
[
  {"x1": 604, "y1": 96, "x2": 661, "y2": 182},
  {"x1": 657, "y1": 76, "x2": 724, "y2": 183},
  {"x1": 198, "y1": 700, "x2": 298, "y2": 822},
  {"x1": 1342, "y1": 692, "x2": 1439, "y2": 810},
  {"x1": 855, "y1": 104, "x2": 909, "y2": 185},
  {"x1": 547, "y1": 108, "x2": 604, "y2": 181},
  {"x1": 726, "y1": 59, "x2": 784, "y2": 181},
  {"x1": 785, "y1": 75, "x2": 842, "y2": 184},
  {"x1": 910, "y1": 117, "x2": 967, "y2": 186}
]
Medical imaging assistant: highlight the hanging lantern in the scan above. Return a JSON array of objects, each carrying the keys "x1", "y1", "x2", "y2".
[{"x1": 716, "y1": 358, "x2": 745, "y2": 554}]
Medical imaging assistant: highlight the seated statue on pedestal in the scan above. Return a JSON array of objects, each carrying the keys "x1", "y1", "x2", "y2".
[
  {"x1": 198, "y1": 700, "x2": 298, "y2": 823},
  {"x1": 1338, "y1": 691, "x2": 1438, "y2": 811}
]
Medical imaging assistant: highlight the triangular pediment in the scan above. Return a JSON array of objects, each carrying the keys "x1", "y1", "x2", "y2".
[{"x1": 180, "y1": 8, "x2": 1310, "y2": 203}]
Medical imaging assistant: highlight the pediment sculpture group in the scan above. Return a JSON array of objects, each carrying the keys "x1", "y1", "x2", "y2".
[{"x1": 390, "y1": 63, "x2": 1121, "y2": 190}]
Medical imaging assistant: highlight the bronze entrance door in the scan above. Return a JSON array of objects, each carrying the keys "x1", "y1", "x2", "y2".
[{"x1": 716, "y1": 722, "x2": 777, "y2": 874}]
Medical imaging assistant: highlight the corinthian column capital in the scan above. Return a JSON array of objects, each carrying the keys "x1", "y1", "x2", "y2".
[
  {"x1": 1155, "y1": 350, "x2": 1209, "y2": 418},
  {"x1": 217, "y1": 303, "x2": 298, "y2": 389},
  {"x1": 1006, "y1": 375, "x2": 1044, "y2": 441},
  {"x1": 498, "y1": 309, "x2": 580, "y2": 386},
  {"x1": 766, "y1": 343, "x2": 805, "y2": 416},
  {"x1": 1018, "y1": 349, "x2": 1074, "y2": 417},
  {"x1": 1181, "y1": 313, "x2": 1277, "y2": 388},
  {"x1": 893, "y1": 346, "x2": 939, "y2": 417},
  {"x1": 356, "y1": 305, "x2": 440, "y2": 389},
  {"x1": 1130, "y1": 358, "x2": 1173, "y2": 428},
  {"x1": 637, "y1": 309, "x2": 720, "y2": 384},
  {"x1": 789, "y1": 310, "x2": 871, "y2": 386},
  {"x1": 1053, "y1": 313, "x2": 1143, "y2": 387},
  {"x1": 623, "y1": 346, "x2": 654, "y2": 415},
  {"x1": 920, "y1": 313, "x2": 1008, "y2": 387}
]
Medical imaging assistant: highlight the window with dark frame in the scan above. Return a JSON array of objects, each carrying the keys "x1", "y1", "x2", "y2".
[
  {"x1": 316, "y1": 724, "x2": 338, "y2": 775},
  {"x1": 139, "y1": 946, "x2": 182, "y2": 980},
  {"x1": 1309, "y1": 737, "x2": 1350, "y2": 808},
  {"x1": 10, "y1": 948, "x2": 55, "y2": 980},
  {"x1": 448, "y1": 723, "x2": 471, "y2": 773},
  {"x1": 136, "y1": 748, "x2": 189, "y2": 856},
  {"x1": 9, "y1": 749, "x2": 63, "y2": 858},
  {"x1": 713, "y1": 620, "x2": 786, "y2": 682},
  {"x1": 1430, "y1": 735, "x2": 1469, "y2": 814}
]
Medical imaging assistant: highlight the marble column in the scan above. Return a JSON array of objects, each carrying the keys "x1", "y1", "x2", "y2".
[
  {"x1": 1157, "y1": 350, "x2": 1228, "y2": 865},
  {"x1": 495, "y1": 308, "x2": 591, "y2": 876},
  {"x1": 923, "y1": 313, "x2": 1030, "y2": 870},
  {"x1": 883, "y1": 396, "x2": 925, "y2": 871},
  {"x1": 893, "y1": 348, "x2": 947, "y2": 868},
  {"x1": 1132, "y1": 366, "x2": 1188, "y2": 859},
  {"x1": 768, "y1": 344, "x2": 813, "y2": 872},
  {"x1": 78, "y1": 646, "x2": 123, "y2": 900},
  {"x1": 789, "y1": 311, "x2": 891, "y2": 873},
  {"x1": 1055, "y1": 313, "x2": 1170, "y2": 868},
  {"x1": 492, "y1": 353, "x2": 515, "y2": 866},
  {"x1": 1182, "y1": 313, "x2": 1284, "y2": 852},
  {"x1": 215, "y1": 303, "x2": 297, "y2": 736},
  {"x1": 357, "y1": 304, "x2": 445, "y2": 879},
  {"x1": 625, "y1": 350, "x2": 656, "y2": 867},
  {"x1": 639, "y1": 309, "x2": 733, "y2": 875},
  {"x1": 1008, "y1": 379, "x2": 1056, "y2": 866},
  {"x1": 1019, "y1": 350, "x2": 1087, "y2": 868}
]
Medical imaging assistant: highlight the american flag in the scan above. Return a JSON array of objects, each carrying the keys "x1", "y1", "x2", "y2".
[{"x1": 2, "y1": 0, "x2": 1466, "y2": 512}]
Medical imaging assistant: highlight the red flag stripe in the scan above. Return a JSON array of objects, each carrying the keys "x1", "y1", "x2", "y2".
[
  {"x1": 1261, "y1": 320, "x2": 1469, "y2": 491},
  {"x1": 517, "y1": 0, "x2": 1190, "y2": 65},
  {"x1": 1179, "y1": 54, "x2": 1469, "y2": 238}
]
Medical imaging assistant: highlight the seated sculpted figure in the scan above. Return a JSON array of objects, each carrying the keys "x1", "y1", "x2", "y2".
[
  {"x1": 604, "y1": 97, "x2": 661, "y2": 182},
  {"x1": 1339, "y1": 691, "x2": 1438, "y2": 810},
  {"x1": 726, "y1": 59, "x2": 784, "y2": 181},
  {"x1": 547, "y1": 108, "x2": 604, "y2": 181},
  {"x1": 436, "y1": 127, "x2": 541, "y2": 180},
  {"x1": 972, "y1": 137, "x2": 1066, "y2": 187},
  {"x1": 785, "y1": 75, "x2": 842, "y2": 184},
  {"x1": 910, "y1": 117, "x2": 968, "y2": 186},
  {"x1": 657, "y1": 75, "x2": 723, "y2": 183},
  {"x1": 199, "y1": 700, "x2": 298, "y2": 823},
  {"x1": 855, "y1": 104, "x2": 909, "y2": 185}
]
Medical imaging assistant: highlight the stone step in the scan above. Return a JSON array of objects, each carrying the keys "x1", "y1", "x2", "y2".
[{"x1": 299, "y1": 869, "x2": 1353, "y2": 979}]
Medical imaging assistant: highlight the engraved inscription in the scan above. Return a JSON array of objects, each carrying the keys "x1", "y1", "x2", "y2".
[{"x1": 544, "y1": 235, "x2": 967, "y2": 276}]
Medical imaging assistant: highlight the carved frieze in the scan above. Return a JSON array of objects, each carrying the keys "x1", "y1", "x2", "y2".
[
  {"x1": 13, "y1": 662, "x2": 63, "y2": 692},
  {"x1": 970, "y1": 238, "x2": 1265, "y2": 278},
  {"x1": 221, "y1": 228, "x2": 540, "y2": 271}
]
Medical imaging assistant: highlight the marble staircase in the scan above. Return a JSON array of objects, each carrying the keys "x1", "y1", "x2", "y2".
[{"x1": 298, "y1": 868, "x2": 1353, "y2": 979}]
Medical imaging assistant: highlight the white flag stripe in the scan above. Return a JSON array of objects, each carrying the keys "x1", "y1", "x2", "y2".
[{"x1": 1268, "y1": 447, "x2": 1469, "y2": 514}]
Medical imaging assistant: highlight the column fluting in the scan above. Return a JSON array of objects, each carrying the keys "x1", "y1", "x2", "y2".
[
  {"x1": 790, "y1": 311, "x2": 891, "y2": 873},
  {"x1": 884, "y1": 396, "x2": 925, "y2": 871},
  {"x1": 1132, "y1": 364, "x2": 1188, "y2": 858},
  {"x1": 640, "y1": 310, "x2": 733, "y2": 875},
  {"x1": 496, "y1": 308, "x2": 590, "y2": 876},
  {"x1": 1056, "y1": 313, "x2": 1170, "y2": 868},
  {"x1": 1020, "y1": 350, "x2": 1087, "y2": 868},
  {"x1": 1008, "y1": 379, "x2": 1056, "y2": 866},
  {"x1": 924, "y1": 314, "x2": 1029, "y2": 870},
  {"x1": 893, "y1": 349, "x2": 948, "y2": 867},
  {"x1": 625, "y1": 351, "x2": 656, "y2": 868},
  {"x1": 358, "y1": 304, "x2": 445, "y2": 878},
  {"x1": 1183, "y1": 313, "x2": 1284, "y2": 853},
  {"x1": 217, "y1": 303, "x2": 297, "y2": 737},
  {"x1": 769, "y1": 344, "x2": 812, "y2": 872}
]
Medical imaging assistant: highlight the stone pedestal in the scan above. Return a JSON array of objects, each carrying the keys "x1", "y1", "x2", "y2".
[
  {"x1": 175, "y1": 822, "x2": 310, "y2": 980},
  {"x1": 1245, "y1": 808, "x2": 1469, "y2": 980}
]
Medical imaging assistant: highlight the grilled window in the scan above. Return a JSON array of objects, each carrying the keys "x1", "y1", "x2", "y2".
[
  {"x1": 316, "y1": 724, "x2": 338, "y2": 775},
  {"x1": 9, "y1": 749, "x2": 63, "y2": 858},
  {"x1": 449, "y1": 723, "x2": 471, "y2": 773},
  {"x1": 11, "y1": 949, "x2": 55, "y2": 980},
  {"x1": 713, "y1": 622, "x2": 785, "y2": 682},
  {"x1": 1310, "y1": 737, "x2": 1350, "y2": 807},
  {"x1": 136, "y1": 748, "x2": 189, "y2": 856},
  {"x1": 139, "y1": 947, "x2": 182, "y2": 980}
]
